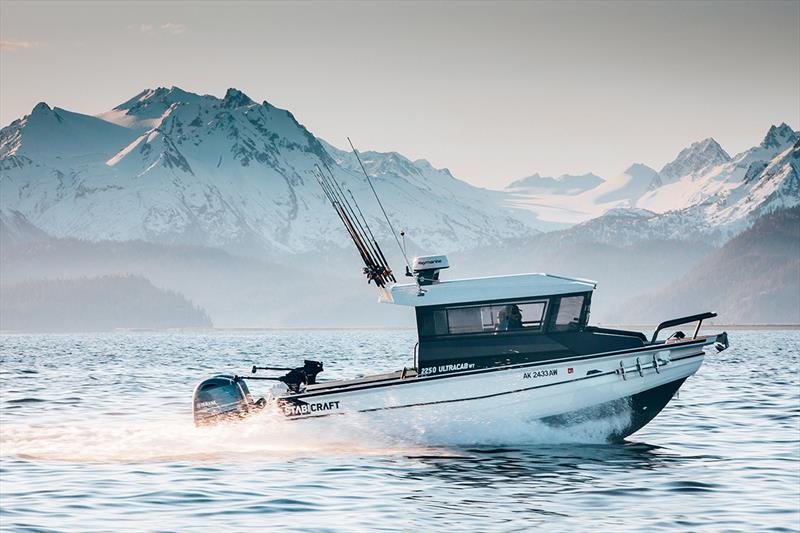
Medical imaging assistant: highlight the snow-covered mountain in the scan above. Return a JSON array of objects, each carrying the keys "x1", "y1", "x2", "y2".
[
  {"x1": 647, "y1": 138, "x2": 731, "y2": 189},
  {"x1": 506, "y1": 164, "x2": 659, "y2": 226},
  {"x1": 0, "y1": 208, "x2": 48, "y2": 246},
  {"x1": 506, "y1": 172, "x2": 604, "y2": 194},
  {"x1": 591, "y1": 164, "x2": 657, "y2": 206},
  {"x1": 97, "y1": 87, "x2": 219, "y2": 132},
  {"x1": 627, "y1": 124, "x2": 799, "y2": 241},
  {"x1": 639, "y1": 137, "x2": 742, "y2": 213},
  {"x1": 1, "y1": 87, "x2": 539, "y2": 256},
  {"x1": 1, "y1": 86, "x2": 796, "y2": 255},
  {"x1": 553, "y1": 134, "x2": 799, "y2": 246},
  {"x1": 505, "y1": 124, "x2": 798, "y2": 238},
  {"x1": 0, "y1": 103, "x2": 139, "y2": 163},
  {"x1": 612, "y1": 206, "x2": 800, "y2": 324}
]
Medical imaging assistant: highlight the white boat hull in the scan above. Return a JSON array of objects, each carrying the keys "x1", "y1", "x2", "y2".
[{"x1": 273, "y1": 339, "x2": 709, "y2": 440}]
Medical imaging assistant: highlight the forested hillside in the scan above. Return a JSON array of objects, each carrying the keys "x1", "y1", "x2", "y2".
[{"x1": 0, "y1": 275, "x2": 212, "y2": 331}]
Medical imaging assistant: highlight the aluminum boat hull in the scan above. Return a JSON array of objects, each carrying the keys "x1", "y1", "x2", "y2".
[{"x1": 271, "y1": 338, "x2": 709, "y2": 440}]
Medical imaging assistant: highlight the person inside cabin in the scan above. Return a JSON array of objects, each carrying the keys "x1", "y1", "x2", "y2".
[
  {"x1": 508, "y1": 304, "x2": 523, "y2": 329},
  {"x1": 495, "y1": 307, "x2": 510, "y2": 331}
]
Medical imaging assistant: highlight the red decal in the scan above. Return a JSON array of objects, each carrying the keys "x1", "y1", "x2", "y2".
[{"x1": 567, "y1": 367, "x2": 574, "y2": 374}]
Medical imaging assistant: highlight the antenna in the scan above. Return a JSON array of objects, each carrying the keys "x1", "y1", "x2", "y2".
[
  {"x1": 401, "y1": 230, "x2": 414, "y2": 277},
  {"x1": 347, "y1": 137, "x2": 412, "y2": 271}
]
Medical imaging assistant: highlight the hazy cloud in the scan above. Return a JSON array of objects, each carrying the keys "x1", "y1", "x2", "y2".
[
  {"x1": 128, "y1": 22, "x2": 187, "y2": 35},
  {"x1": 0, "y1": 40, "x2": 42, "y2": 51},
  {"x1": 160, "y1": 22, "x2": 187, "y2": 35}
]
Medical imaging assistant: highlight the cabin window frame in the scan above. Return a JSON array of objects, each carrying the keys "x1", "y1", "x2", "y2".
[
  {"x1": 545, "y1": 292, "x2": 593, "y2": 333},
  {"x1": 549, "y1": 295, "x2": 585, "y2": 332},
  {"x1": 416, "y1": 291, "x2": 593, "y2": 340},
  {"x1": 416, "y1": 298, "x2": 550, "y2": 338}
]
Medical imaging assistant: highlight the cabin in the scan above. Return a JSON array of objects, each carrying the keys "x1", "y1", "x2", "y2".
[{"x1": 382, "y1": 255, "x2": 648, "y2": 374}]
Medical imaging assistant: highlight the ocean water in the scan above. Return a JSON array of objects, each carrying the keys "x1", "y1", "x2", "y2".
[{"x1": 0, "y1": 330, "x2": 798, "y2": 532}]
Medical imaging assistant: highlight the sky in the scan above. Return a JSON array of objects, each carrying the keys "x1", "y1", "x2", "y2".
[{"x1": 1, "y1": 0, "x2": 798, "y2": 189}]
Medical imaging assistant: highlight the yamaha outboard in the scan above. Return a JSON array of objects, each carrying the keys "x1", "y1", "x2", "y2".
[
  {"x1": 192, "y1": 360, "x2": 324, "y2": 426},
  {"x1": 192, "y1": 374, "x2": 260, "y2": 426}
]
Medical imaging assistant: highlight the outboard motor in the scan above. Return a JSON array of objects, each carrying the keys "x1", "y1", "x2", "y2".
[
  {"x1": 192, "y1": 360, "x2": 324, "y2": 426},
  {"x1": 192, "y1": 374, "x2": 261, "y2": 426}
]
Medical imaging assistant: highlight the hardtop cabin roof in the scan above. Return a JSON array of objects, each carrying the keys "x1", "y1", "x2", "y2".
[{"x1": 381, "y1": 273, "x2": 597, "y2": 307}]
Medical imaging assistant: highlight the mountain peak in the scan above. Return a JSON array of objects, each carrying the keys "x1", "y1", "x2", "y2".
[
  {"x1": 622, "y1": 163, "x2": 657, "y2": 181},
  {"x1": 223, "y1": 88, "x2": 254, "y2": 108},
  {"x1": 99, "y1": 86, "x2": 214, "y2": 131},
  {"x1": 558, "y1": 172, "x2": 604, "y2": 183},
  {"x1": 32, "y1": 102, "x2": 52, "y2": 114},
  {"x1": 623, "y1": 162, "x2": 656, "y2": 175},
  {"x1": 506, "y1": 172, "x2": 603, "y2": 194},
  {"x1": 694, "y1": 137, "x2": 728, "y2": 155},
  {"x1": 113, "y1": 86, "x2": 207, "y2": 112},
  {"x1": 3, "y1": 104, "x2": 138, "y2": 161},
  {"x1": 26, "y1": 102, "x2": 62, "y2": 126},
  {"x1": 657, "y1": 137, "x2": 731, "y2": 184},
  {"x1": 761, "y1": 122, "x2": 797, "y2": 149},
  {"x1": 506, "y1": 172, "x2": 552, "y2": 189}
]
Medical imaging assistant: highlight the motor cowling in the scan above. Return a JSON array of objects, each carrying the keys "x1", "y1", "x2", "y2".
[
  {"x1": 412, "y1": 254, "x2": 449, "y2": 285},
  {"x1": 193, "y1": 374, "x2": 257, "y2": 426}
]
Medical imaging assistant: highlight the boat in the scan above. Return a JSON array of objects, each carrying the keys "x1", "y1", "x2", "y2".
[{"x1": 192, "y1": 144, "x2": 729, "y2": 441}]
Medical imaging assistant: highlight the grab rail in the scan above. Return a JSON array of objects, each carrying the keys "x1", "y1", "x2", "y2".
[
  {"x1": 651, "y1": 311, "x2": 717, "y2": 343},
  {"x1": 584, "y1": 326, "x2": 648, "y2": 343}
]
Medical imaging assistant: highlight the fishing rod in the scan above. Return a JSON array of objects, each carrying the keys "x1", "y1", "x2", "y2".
[
  {"x1": 314, "y1": 165, "x2": 391, "y2": 286},
  {"x1": 322, "y1": 164, "x2": 395, "y2": 287},
  {"x1": 321, "y1": 161, "x2": 393, "y2": 279},
  {"x1": 346, "y1": 188, "x2": 395, "y2": 282},
  {"x1": 314, "y1": 168, "x2": 378, "y2": 277},
  {"x1": 347, "y1": 137, "x2": 412, "y2": 272},
  {"x1": 315, "y1": 166, "x2": 382, "y2": 279},
  {"x1": 312, "y1": 138, "x2": 408, "y2": 288},
  {"x1": 317, "y1": 163, "x2": 378, "y2": 268}
]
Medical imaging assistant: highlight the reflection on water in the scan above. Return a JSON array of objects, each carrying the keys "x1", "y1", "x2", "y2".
[
  {"x1": 1, "y1": 330, "x2": 798, "y2": 531},
  {"x1": 412, "y1": 442, "x2": 679, "y2": 481}
]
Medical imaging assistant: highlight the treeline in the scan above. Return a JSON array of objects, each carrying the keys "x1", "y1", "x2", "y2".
[
  {"x1": 614, "y1": 206, "x2": 800, "y2": 324},
  {"x1": 0, "y1": 275, "x2": 213, "y2": 332}
]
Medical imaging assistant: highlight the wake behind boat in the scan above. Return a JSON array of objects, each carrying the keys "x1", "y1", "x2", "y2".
[{"x1": 193, "y1": 142, "x2": 729, "y2": 441}]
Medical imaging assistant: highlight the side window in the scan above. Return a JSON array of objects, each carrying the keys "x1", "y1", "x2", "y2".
[
  {"x1": 517, "y1": 301, "x2": 547, "y2": 329},
  {"x1": 492, "y1": 301, "x2": 547, "y2": 331},
  {"x1": 419, "y1": 300, "x2": 549, "y2": 337},
  {"x1": 446, "y1": 307, "x2": 483, "y2": 334},
  {"x1": 552, "y1": 295, "x2": 585, "y2": 332},
  {"x1": 418, "y1": 308, "x2": 448, "y2": 337}
]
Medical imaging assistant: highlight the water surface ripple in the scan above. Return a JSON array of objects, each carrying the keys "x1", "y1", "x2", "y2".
[{"x1": 1, "y1": 330, "x2": 798, "y2": 531}]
